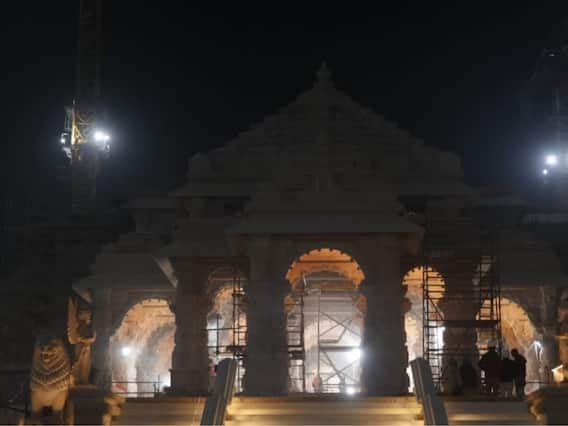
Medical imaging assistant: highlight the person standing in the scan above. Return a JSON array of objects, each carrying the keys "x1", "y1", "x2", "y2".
[
  {"x1": 460, "y1": 356, "x2": 478, "y2": 396},
  {"x1": 511, "y1": 348, "x2": 527, "y2": 399},
  {"x1": 444, "y1": 358, "x2": 462, "y2": 395},
  {"x1": 500, "y1": 351, "x2": 515, "y2": 398},
  {"x1": 478, "y1": 343, "x2": 501, "y2": 396}
]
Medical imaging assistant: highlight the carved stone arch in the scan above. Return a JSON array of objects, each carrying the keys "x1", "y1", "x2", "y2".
[
  {"x1": 284, "y1": 247, "x2": 366, "y2": 291},
  {"x1": 499, "y1": 290, "x2": 541, "y2": 330},
  {"x1": 277, "y1": 239, "x2": 369, "y2": 279},
  {"x1": 205, "y1": 264, "x2": 248, "y2": 293},
  {"x1": 111, "y1": 294, "x2": 175, "y2": 338}
]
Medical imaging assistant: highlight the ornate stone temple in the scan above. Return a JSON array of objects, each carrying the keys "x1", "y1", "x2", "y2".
[{"x1": 2, "y1": 65, "x2": 568, "y2": 400}]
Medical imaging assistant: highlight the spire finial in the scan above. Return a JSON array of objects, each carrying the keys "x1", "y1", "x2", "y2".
[{"x1": 316, "y1": 62, "x2": 333, "y2": 86}]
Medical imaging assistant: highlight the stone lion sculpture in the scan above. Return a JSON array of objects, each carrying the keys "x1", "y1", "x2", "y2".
[{"x1": 29, "y1": 335, "x2": 71, "y2": 424}]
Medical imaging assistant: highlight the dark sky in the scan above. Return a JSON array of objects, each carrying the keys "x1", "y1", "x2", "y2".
[{"x1": 4, "y1": 2, "x2": 568, "y2": 210}]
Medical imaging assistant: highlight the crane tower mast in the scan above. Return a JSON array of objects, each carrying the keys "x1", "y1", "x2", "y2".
[{"x1": 60, "y1": 0, "x2": 109, "y2": 214}]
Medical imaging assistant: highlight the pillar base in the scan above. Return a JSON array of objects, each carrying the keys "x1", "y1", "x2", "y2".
[
  {"x1": 68, "y1": 385, "x2": 124, "y2": 425},
  {"x1": 528, "y1": 383, "x2": 568, "y2": 425},
  {"x1": 169, "y1": 368, "x2": 209, "y2": 396},
  {"x1": 243, "y1": 354, "x2": 289, "y2": 396}
]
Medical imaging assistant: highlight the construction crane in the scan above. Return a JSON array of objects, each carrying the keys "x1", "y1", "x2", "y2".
[
  {"x1": 60, "y1": 0, "x2": 110, "y2": 213},
  {"x1": 523, "y1": 19, "x2": 568, "y2": 180}
]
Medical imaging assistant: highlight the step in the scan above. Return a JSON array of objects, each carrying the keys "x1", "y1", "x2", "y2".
[
  {"x1": 114, "y1": 397, "x2": 206, "y2": 426},
  {"x1": 444, "y1": 400, "x2": 536, "y2": 425},
  {"x1": 226, "y1": 396, "x2": 422, "y2": 426}
]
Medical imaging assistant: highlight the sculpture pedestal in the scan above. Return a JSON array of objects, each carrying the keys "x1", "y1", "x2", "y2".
[
  {"x1": 528, "y1": 384, "x2": 568, "y2": 425},
  {"x1": 68, "y1": 385, "x2": 124, "y2": 425}
]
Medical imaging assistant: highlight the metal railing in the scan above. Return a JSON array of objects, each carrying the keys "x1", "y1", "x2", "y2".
[
  {"x1": 110, "y1": 380, "x2": 163, "y2": 398},
  {"x1": 411, "y1": 357, "x2": 448, "y2": 426},
  {"x1": 201, "y1": 358, "x2": 237, "y2": 426},
  {"x1": 0, "y1": 370, "x2": 30, "y2": 420}
]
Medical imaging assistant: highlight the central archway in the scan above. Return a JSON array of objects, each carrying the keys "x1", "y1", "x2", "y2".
[
  {"x1": 285, "y1": 248, "x2": 365, "y2": 394},
  {"x1": 110, "y1": 298, "x2": 175, "y2": 397}
]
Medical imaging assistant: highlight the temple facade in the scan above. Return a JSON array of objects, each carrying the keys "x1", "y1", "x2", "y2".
[{"x1": 6, "y1": 65, "x2": 566, "y2": 398}]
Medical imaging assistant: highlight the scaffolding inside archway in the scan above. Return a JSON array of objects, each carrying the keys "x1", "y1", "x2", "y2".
[
  {"x1": 422, "y1": 217, "x2": 502, "y2": 387},
  {"x1": 287, "y1": 272, "x2": 364, "y2": 394},
  {"x1": 206, "y1": 265, "x2": 248, "y2": 392}
]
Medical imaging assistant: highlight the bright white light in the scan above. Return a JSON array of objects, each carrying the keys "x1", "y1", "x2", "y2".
[
  {"x1": 347, "y1": 348, "x2": 362, "y2": 362},
  {"x1": 542, "y1": 169, "x2": 549, "y2": 176},
  {"x1": 121, "y1": 346, "x2": 131, "y2": 357},
  {"x1": 532, "y1": 340, "x2": 543, "y2": 350},
  {"x1": 93, "y1": 130, "x2": 110, "y2": 143},
  {"x1": 546, "y1": 154, "x2": 558, "y2": 166},
  {"x1": 60, "y1": 137, "x2": 65, "y2": 144},
  {"x1": 346, "y1": 387, "x2": 356, "y2": 395}
]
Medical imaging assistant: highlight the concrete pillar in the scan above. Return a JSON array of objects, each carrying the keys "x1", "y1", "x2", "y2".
[
  {"x1": 170, "y1": 261, "x2": 210, "y2": 395},
  {"x1": 243, "y1": 238, "x2": 289, "y2": 395},
  {"x1": 92, "y1": 288, "x2": 112, "y2": 388},
  {"x1": 361, "y1": 239, "x2": 407, "y2": 395}
]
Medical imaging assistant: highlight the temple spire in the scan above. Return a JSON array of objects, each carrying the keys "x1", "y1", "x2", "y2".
[{"x1": 315, "y1": 62, "x2": 334, "y2": 88}]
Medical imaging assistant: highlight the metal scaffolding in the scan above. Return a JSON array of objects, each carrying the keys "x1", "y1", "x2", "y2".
[
  {"x1": 288, "y1": 273, "x2": 363, "y2": 394},
  {"x1": 287, "y1": 283, "x2": 306, "y2": 393},
  {"x1": 207, "y1": 265, "x2": 247, "y2": 392},
  {"x1": 422, "y1": 216, "x2": 502, "y2": 387}
]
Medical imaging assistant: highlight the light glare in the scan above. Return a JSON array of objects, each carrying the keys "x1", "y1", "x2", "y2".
[
  {"x1": 94, "y1": 130, "x2": 110, "y2": 143},
  {"x1": 346, "y1": 387, "x2": 356, "y2": 395},
  {"x1": 121, "y1": 346, "x2": 131, "y2": 357},
  {"x1": 347, "y1": 348, "x2": 362, "y2": 362},
  {"x1": 542, "y1": 169, "x2": 549, "y2": 176},
  {"x1": 545, "y1": 154, "x2": 558, "y2": 166}
]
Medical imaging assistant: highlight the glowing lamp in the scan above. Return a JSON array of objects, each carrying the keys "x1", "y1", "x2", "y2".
[
  {"x1": 542, "y1": 169, "x2": 549, "y2": 176},
  {"x1": 545, "y1": 154, "x2": 558, "y2": 166},
  {"x1": 346, "y1": 387, "x2": 356, "y2": 395},
  {"x1": 93, "y1": 130, "x2": 111, "y2": 143},
  {"x1": 121, "y1": 346, "x2": 131, "y2": 357},
  {"x1": 348, "y1": 348, "x2": 362, "y2": 362}
]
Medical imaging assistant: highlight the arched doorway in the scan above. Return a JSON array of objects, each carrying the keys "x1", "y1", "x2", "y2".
[
  {"x1": 110, "y1": 298, "x2": 175, "y2": 396},
  {"x1": 403, "y1": 266, "x2": 445, "y2": 391},
  {"x1": 478, "y1": 297, "x2": 542, "y2": 392},
  {"x1": 285, "y1": 248, "x2": 365, "y2": 394},
  {"x1": 206, "y1": 266, "x2": 248, "y2": 392}
]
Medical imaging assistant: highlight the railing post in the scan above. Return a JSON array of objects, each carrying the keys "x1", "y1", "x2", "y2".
[
  {"x1": 410, "y1": 357, "x2": 448, "y2": 426},
  {"x1": 201, "y1": 359, "x2": 237, "y2": 426}
]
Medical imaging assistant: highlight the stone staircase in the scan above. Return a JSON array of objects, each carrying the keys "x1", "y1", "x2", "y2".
[
  {"x1": 444, "y1": 399, "x2": 535, "y2": 425},
  {"x1": 112, "y1": 395, "x2": 537, "y2": 425},
  {"x1": 226, "y1": 395, "x2": 422, "y2": 425},
  {"x1": 114, "y1": 397, "x2": 205, "y2": 425}
]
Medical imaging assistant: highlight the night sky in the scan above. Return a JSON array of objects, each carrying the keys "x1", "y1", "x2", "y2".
[{"x1": 4, "y1": 2, "x2": 568, "y2": 213}]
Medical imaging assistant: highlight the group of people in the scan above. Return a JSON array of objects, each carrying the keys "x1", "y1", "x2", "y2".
[{"x1": 444, "y1": 344, "x2": 527, "y2": 399}]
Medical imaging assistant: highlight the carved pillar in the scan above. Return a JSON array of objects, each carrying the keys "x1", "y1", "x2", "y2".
[
  {"x1": 170, "y1": 260, "x2": 210, "y2": 395},
  {"x1": 540, "y1": 329, "x2": 559, "y2": 384},
  {"x1": 361, "y1": 238, "x2": 407, "y2": 395},
  {"x1": 92, "y1": 288, "x2": 112, "y2": 388},
  {"x1": 243, "y1": 238, "x2": 289, "y2": 395}
]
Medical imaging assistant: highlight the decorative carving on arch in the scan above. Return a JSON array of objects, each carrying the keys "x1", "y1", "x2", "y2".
[
  {"x1": 111, "y1": 294, "x2": 175, "y2": 338},
  {"x1": 206, "y1": 265, "x2": 249, "y2": 301},
  {"x1": 285, "y1": 248, "x2": 365, "y2": 289}
]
